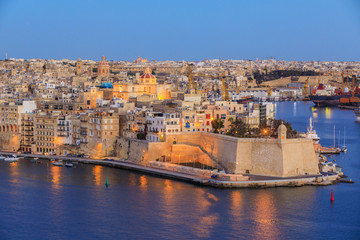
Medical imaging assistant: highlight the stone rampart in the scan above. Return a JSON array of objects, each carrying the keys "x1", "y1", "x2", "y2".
[
  {"x1": 113, "y1": 132, "x2": 319, "y2": 178},
  {"x1": 170, "y1": 132, "x2": 319, "y2": 177}
]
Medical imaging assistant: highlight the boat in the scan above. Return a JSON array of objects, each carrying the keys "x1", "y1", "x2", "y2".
[
  {"x1": 34, "y1": 157, "x2": 39, "y2": 160},
  {"x1": 52, "y1": 160, "x2": 63, "y2": 166},
  {"x1": 355, "y1": 108, "x2": 360, "y2": 122},
  {"x1": 341, "y1": 127, "x2": 347, "y2": 152},
  {"x1": 332, "y1": 125, "x2": 341, "y2": 152},
  {"x1": 305, "y1": 117, "x2": 320, "y2": 143},
  {"x1": 65, "y1": 162, "x2": 73, "y2": 167},
  {"x1": 309, "y1": 83, "x2": 339, "y2": 107},
  {"x1": 4, "y1": 155, "x2": 19, "y2": 162},
  {"x1": 0, "y1": 155, "x2": 5, "y2": 160},
  {"x1": 310, "y1": 82, "x2": 360, "y2": 108}
]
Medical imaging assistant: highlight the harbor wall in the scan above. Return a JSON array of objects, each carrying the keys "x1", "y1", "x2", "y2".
[
  {"x1": 170, "y1": 132, "x2": 319, "y2": 177},
  {"x1": 0, "y1": 132, "x2": 20, "y2": 152},
  {"x1": 114, "y1": 137, "x2": 171, "y2": 165},
  {"x1": 113, "y1": 132, "x2": 319, "y2": 178}
]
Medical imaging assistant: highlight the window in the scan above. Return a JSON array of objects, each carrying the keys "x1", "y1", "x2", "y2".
[{"x1": 87, "y1": 100, "x2": 91, "y2": 105}]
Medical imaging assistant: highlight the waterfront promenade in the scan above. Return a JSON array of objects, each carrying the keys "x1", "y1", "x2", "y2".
[{"x1": 0, "y1": 151, "x2": 337, "y2": 188}]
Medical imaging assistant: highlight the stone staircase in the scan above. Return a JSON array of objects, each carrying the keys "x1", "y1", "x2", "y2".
[{"x1": 176, "y1": 142, "x2": 226, "y2": 170}]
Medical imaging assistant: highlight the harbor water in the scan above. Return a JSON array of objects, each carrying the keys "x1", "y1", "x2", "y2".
[{"x1": 0, "y1": 102, "x2": 360, "y2": 240}]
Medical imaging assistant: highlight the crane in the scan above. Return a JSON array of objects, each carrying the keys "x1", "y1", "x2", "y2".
[
  {"x1": 303, "y1": 77, "x2": 310, "y2": 99},
  {"x1": 185, "y1": 63, "x2": 232, "y2": 100}
]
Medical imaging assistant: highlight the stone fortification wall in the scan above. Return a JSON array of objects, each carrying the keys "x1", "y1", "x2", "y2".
[
  {"x1": 81, "y1": 137, "x2": 117, "y2": 159},
  {"x1": 0, "y1": 133, "x2": 20, "y2": 152},
  {"x1": 170, "y1": 132, "x2": 319, "y2": 177},
  {"x1": 171, "y1": 144, "x2": 216, "y2": 167},
  {"x1": 114, "y1": 137, "x2": 170, "y2": 165},
  {"x1": 261, "y1": 76, "x2": 339, "y2": 89},
  {"x1": 113, "y1": 132, "x2": 319, "y2": 178}
]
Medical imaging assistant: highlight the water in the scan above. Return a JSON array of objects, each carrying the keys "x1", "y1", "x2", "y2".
[{"x1": 0, "y1": 102, "x2": 360, "y2": 240}]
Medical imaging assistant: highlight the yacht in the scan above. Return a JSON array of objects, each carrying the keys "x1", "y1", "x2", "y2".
[
  {"x1": 341, "y1": 127, "x2": 347, "y2": 152},
  {"x1": 306, "y1": 117, "x2": 320, "y2": 143},
  {"x1": 4, "y1": 155, "x2": 19, "y2": 162}
]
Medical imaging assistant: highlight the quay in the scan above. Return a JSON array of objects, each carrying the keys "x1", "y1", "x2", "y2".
[{"x1": 0, "y1": 151, "x2": 338, "y2": 188}]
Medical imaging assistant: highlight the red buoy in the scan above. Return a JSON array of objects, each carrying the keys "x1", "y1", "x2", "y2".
[{"x1": 330, "y1": 189, "x2": 334, "y2": 202}]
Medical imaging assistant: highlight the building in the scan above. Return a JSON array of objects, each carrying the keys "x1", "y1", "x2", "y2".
[
  {"x1": 97, "y1": 56, "x2": 110, "y2": 77},
  {"x1": 146, "y1": 112, "x2": 181, "y2": 142}
]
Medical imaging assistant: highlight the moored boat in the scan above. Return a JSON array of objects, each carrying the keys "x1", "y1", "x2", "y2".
[
  {"x1": 4, "y1": 155, "x2": 19, "y2": 162},
  {"x1": 52, "y1": 160, "x2": 63, "y2": 166},
  {"x1": 305, "y1": 117, "x2": 320, "y2": 143},
  {"x1": 65, "y1": 162, "x2": 73, "y2": 167}
]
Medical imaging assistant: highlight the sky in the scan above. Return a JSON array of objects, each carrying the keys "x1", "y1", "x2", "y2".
[{"x1": 0, "y1": 0, "x2": 359, "y2": 61}]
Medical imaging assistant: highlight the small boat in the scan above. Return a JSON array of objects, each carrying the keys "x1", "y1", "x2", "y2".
[
  {"x1": 65, "y1": 162, "x2": 73, "y2": 167},
  {"x1": 52, "y1": 161, "x2": 63, "y2": 166},
  {"x1": 341, "y1": 127, "x2": 347, "y2": 152},
  {"x1": 34, "y1": 158, "x2": 39, "y2": 160},
  {"x1": 0, "y1": 155, "x2": 5, "y2": 160},
  {"x1": 4, "y1": 155, "x2": 19, "y2": 162},
  {"x1": 305, "y1": 117, "x2": 320, "y2": 143}
]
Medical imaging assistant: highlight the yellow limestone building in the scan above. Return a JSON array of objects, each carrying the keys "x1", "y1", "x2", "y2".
[{"x1": 110, "y1": 67, "x2": 171, "y2": 101}]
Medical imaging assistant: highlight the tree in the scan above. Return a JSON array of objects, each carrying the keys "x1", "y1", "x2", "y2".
[
  {"x1": 211, "y1": 119, "x2": 224, "y2": 133},
  {"x1": 136, "y1": 133, "x2": 146, "y2": 140},
  {"x1": 270, "y1": 119, "x2": 298, "y2": 138},
  {"x1": 226, "y1": 119, "x2": 249, "y2": 138}
]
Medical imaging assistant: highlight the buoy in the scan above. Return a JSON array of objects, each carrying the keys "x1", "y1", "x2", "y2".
[
  {"x1": 330, "y1": 189, "x2": 334, "y2": 202},
  {"x1": 105, "y1": 177, "x2": 109, "y2": 188}
]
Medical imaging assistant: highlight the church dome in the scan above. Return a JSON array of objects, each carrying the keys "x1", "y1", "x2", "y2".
[{"x1": 140, "y1": 67, "x2": 156, "y2": 84}]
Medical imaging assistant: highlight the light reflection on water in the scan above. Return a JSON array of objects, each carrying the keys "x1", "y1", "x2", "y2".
[
  {"x1": 50, "y1": 165, "x2": 61, "y2": 190},
  {"x1": 9, "y1": 161, "x2": 18, "y2": 184},
  {"x1": 139, "y1": 175, "x2": 148, "y2": 191},
  {"x1": 325, "y1": 107, "x2": 333, "y2": 119},
  {"x1": 191, "y1": 188, "x2": 219, "y2": 238},
  {"x1": 252, "y1": 190, "x2": 279, "y2": 240},
  {"x1": 92, "y1": 165, "x2": 102, "y2": 186}
]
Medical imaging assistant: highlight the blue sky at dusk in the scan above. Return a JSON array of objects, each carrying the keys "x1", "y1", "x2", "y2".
[{"x1": 0, "y1": 0, "x2": 359, "y2": 61}]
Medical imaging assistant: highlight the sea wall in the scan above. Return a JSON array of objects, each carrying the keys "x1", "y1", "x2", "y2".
[
  {"x1": 170, "y1": 132, "x2": 319, "y2": 177},
  {"x1": 113, "y1": 132, "x2": 319, "y2": 178},
  {"x1": 114, "y1": 137, "x2": 170, "y2": 165},
  {"x1": 0, "y1": 132, "x2": 20, "y2": 152}
]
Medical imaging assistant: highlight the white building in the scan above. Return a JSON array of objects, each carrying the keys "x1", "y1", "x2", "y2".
[{"x1": 146, "y1": 112, "x2": 181, "y2": 142}]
